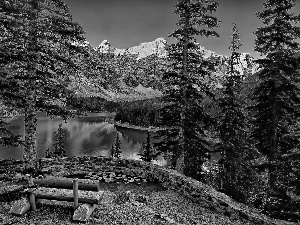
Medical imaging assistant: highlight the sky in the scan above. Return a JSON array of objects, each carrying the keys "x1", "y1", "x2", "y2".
[{"x1": 63, "y1": 0, "x2": 300, "y2": 59}]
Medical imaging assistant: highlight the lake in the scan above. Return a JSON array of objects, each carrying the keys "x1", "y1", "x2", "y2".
[{"x1": 0, "y1": 112, "x2": 168, "y2": 167}]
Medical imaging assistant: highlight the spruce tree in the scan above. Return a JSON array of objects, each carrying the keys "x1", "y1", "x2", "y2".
[
  {"x1": 0, "y1": 0, "x2": 89, "y2": 171},
  {"x1": 138, "y1": 131, "x2": 159, "y2": 162},
  {"x1": 112, "y1": 132, "x2": 122, "y2": 159},
  {"x1": 0, "y1": 119, "x2": 23, "y2": 148},
  {"x1": 250, "y1": 0, "x2": 300, "y2": 210},
  {"x1": 217, "y1": 24, "x2": 252, "y2": 201},
  {"x1": 110, "y1": 143, "x2": 116, "y2": 158},
  {"x1": 53, "y1": 123, "x2": 67, "y2": 158},
  {"x1": 159, "y1": 0, "x2": 220, "y2": 179}
]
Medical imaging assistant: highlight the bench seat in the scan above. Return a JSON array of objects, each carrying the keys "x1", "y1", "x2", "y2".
[{"x1": 28, "y1": 187, "x2": 104, "y2": 205}]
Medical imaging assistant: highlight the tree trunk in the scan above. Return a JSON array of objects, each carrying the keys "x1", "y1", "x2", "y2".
[
  {"x1": 265, "y1": 97, "x2": 279, "y2": 208},
  {"x1": 24, "y1": 89, "x2": 37, "y2": 170},
  {"x1": 175, "y1": 0, "x2": 189, "y2": 174},
  {"x1": 175, "y1": 126, "x2": 185, "y2": 173},
  {"x1": 23, "y1": 0, "x2": 39, "y2": 171}
]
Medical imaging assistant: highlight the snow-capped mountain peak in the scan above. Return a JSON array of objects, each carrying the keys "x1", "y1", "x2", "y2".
[
  {"x1": 94, "y1": 37, "x2": 168, "y2": 59},
  {"x1": 95, "y1": 40, "x2": 114, "y2": 53}
]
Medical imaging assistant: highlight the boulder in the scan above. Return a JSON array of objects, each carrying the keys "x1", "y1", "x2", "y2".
[
  {"x1": 73, "y1": 203, "x2": 96, "y2": 223},
  {"x1": 9, "y1": 197, "x2": 31, "y2": 215}
]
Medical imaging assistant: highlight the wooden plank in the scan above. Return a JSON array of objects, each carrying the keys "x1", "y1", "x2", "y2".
[
  {"x1": 31, "y1": 188, "x2": 103, "y2": 205},
  {"x1": 32, "y1": 177, "x2": 99, "y2": 192}
]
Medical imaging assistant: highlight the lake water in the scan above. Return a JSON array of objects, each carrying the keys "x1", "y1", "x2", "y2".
[{"x1": 0, "y1": 112, "x2": 168, "y2": 167}]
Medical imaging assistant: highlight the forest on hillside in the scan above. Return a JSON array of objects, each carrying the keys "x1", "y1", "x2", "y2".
[{"x1": 1, "y1": 0, "x2": 300, "y2": 222}]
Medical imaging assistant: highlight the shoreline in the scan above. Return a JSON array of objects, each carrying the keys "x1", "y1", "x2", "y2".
[{"x1": 113, "y1": 121, "x2": 167, "y2": 132}]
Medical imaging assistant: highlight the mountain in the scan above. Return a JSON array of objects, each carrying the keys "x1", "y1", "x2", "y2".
[
  {"x1": 71, "y1": 37, "x2": 261, "y2": 102},
  {"x1": 95, "y1": 37, "x2": 168, "y2": 59}
]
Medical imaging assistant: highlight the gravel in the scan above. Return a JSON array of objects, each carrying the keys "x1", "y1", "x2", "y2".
[{"x1": 0, "y1": 181, "x2": 254, "y2": 225}]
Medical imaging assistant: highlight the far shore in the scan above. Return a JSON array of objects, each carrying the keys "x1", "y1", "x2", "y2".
[{"x1": 113, "y1": 121, "x2": 167, "y2": 132}]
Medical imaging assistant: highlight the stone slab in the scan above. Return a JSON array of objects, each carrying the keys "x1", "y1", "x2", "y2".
[
  {"x1": 9, "y1": 197, "x2": 31, "y2": 215},
  {"x1": 73, "y1": 203, "x2": 96, "y2": 222}
]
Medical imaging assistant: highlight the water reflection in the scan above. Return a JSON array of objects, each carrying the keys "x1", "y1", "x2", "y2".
[{"x1": 0, "y1": 114, "x2": 168, "y2": 167}]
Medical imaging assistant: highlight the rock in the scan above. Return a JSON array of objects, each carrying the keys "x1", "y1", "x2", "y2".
[
  {"x1": 135, "y1": 195, "x2": 148, "y2": 204},
  {"x1": 155, "y1": 213, "x2": 177, "y2": 224},
  {"x1": 9, "y1": 197, "x2": 31, "y2": 215},
  {"x1": 88, "y1": 175, "x2": 97, "y2": 180},
  {"x1": 114, "y1": 190, "x2": 132, "y2": 203},
  {"x1": 73, "y1": 203, "x2": 96, "y2": 223},
  {"x1": 132, "y1": 201, "x2": 144, "y2": 207},
  {"x1": 101, "y1": 191, "x2": 116, "y2": 205},
  {"x1": 109, "y1": 172, "x2": 116, "y2": 177},
  {"x1": 104, "y1": 178, "x2": 113, "y2": 183},
  {"x1": 37, "y1": 175, "x2": 44, "y2": 179},
  {"x1": 13, "y1": 173, "x2": 23, "y2": 181}
]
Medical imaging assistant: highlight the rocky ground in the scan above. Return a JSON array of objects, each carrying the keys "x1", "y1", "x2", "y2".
[
  {"x1": 0, "y1": 159, "x2": 298, "y2": 225},
  {"x1": 0, "y1": 181, "x2": 258, "y2": 225}
]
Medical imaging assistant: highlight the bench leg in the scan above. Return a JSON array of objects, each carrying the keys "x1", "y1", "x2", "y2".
[
  {"x1": 73, "y1": 179, "x2": 79, "y2": 209},
  {"x1": 29, "y1": 193, "x2": 36, "y2": 211}
]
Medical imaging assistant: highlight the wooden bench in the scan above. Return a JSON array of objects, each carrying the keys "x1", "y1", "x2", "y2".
[
  {"x1": 27, "y1": 176, "x2": 101, "y2": 211},
  {"x1": 23, "y1": 176, "x2": 103, "y2": 222}
]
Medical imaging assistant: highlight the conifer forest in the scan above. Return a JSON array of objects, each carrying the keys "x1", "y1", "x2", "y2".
[{"x1": 1, "y1": 0, "x2": 300, "y2": 223}]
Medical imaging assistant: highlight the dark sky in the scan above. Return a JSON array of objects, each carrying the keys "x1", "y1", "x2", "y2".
[{"x1": 63, "y1": 0, "x2": 300, "y2": 59}]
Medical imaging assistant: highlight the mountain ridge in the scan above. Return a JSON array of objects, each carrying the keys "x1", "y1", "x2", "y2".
[
  {"x1": 95, "y1": 37, "x2": 169, "y2": 59},
  {"x1": 71, "y1": 38, "x2": 260, "y2": 101}
]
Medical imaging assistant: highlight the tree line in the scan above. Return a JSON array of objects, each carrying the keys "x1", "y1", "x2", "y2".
[{"x1": 151, "y1": 0, "x2": 300, "y2": 221}]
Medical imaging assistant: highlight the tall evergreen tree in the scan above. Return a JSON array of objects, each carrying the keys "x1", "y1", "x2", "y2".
[
  {"x1": 0, "y1": 0, "x2": 89, "y2": 171},
  {"x1": 53, "y1": 123, "x2": 67, "y2": 158},
  {"x1": 159, "y1": 0, "x2": 220, "y2": 179},
  {"x1": 110, "y1": 142, "x2": 116, "y2": 158},
  {"x1": 0, "y1": 119, "x2": 23, "y2": 148},
  {"x1": 250, "y1": 0, "x2": 300, "y2": 208},
  {"x1": 112, "y1": 132, "x2": 122, "y2": 159},
  {"x1": 217, "y1": 24, "x2": 252, "y2": 201},
  {"x1": 138, "y1": 131, "x2": 159, "y2": 162},
  {"x1": 218, "y1": 23, "x2": 243, "y2": 191}
]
